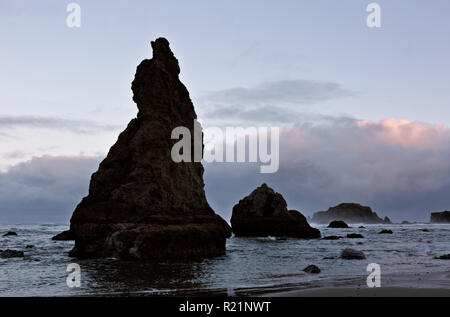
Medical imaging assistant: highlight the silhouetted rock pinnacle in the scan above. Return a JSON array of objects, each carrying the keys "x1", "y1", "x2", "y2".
[
  {"x1": 67, "y1": 38, "x2": 231, "y2": 260},
  {"x1": 230, "y1": 184, "x2": 321, "y2": 238}
]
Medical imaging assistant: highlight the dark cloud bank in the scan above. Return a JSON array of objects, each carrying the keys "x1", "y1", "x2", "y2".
[
  {"x1": 1, "y1": 117, "x2": 450, "y2": 223},
  {"x1": 0, "y1": 155, "x2": 101, "y2": 223}
]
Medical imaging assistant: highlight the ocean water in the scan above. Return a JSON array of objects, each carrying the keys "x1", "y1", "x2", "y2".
[{"x1": 0, "y1": 223, "x2": 449, "y2": 296}]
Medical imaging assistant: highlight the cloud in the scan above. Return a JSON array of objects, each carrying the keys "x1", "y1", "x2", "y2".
[
  {"x1": 196, "y1": 80, "x2": 354, "y2": 126},
  {"x1": 203, "y1": 105, "x2": 299, "y2": 125},
  {"x1": 2, "y1": 150, "x2": 30, "y2": 159},
  {"x1": 2, "y1": 117, "x2": 450, "y2": 223},
  {"x1": 200, "y1": 80, "x2": 353, "y2": 106},
  {"x1": 0, "y1": 115, "x2": 122, "y2": 135},
  {"x1": 0, "y1": 155, "x2": 101, "y2": 223},
  {"x1": 204, "y1": 117, "x2": 450, "y2": 222}
]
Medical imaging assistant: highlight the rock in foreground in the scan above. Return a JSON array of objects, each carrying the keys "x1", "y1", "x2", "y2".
[
  {"x1": 303, "y1": 265, "x2": 321, "y2": 274},
  {"x1": 68, "y1": 38, "x2": 231, "y2": 260},
  {"x1": 312, "y1": 203, "x2": 390, "y2": 224},
  {"x1": 434, "y1": 254, "x2": 450, "y2": 260},
  {"x1": 341, "y1": 248, "x2": 366, "y2": 260},
  {"x1": 322, "y1": 235, "x2": 342, "y2": 240},
  {"x1": 230, "y1": 184, "x2": 320, "y2": 239},
  {"x1": 0, "y1": 250, "x2": 24, "y2": 258},
  {"x1": 430, "y1": 211, "x2": 450, "y2": 223},
  {"x1": 3, "y1": 231, "x2": 17, "y2": 237},
  {"x1": 347, "y1": 233, "x2": 364, "y2": 239}
]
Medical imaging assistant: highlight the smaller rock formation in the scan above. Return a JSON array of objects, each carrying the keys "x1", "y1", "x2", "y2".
[
  {"x1": 312, "y1": 203, "x2": 389, "y2": 224},
  {"x1": 51, "y1": 230, "x2": 75, "y2": 241},
  {"x1": 347, "y1": 233, "x2": 364, "y2": 239},
  {"x1": 384, "y1": 216, "x2": 392, "y2": 224},
  {"x1": 341, "y1": 248, "x2": 366, "y2": 260},
  {"x1": 434, "y1": 254, "x2": 450, "y2": 260},
  {"x1": 359, "y1": 226, "x2": 366, "y2": 228},
  {"x1": 327, "y1": 220, "x2": 349, "y2": 228},
  {"x1": 379, "y1": 229, "x2": 393, "y2": 234},
  {"x1": 421, "y1": 229, "x2": 430, "y2": 232},
  {"x1": 230, "y1": 184, "x2": 320, "y2": 238},
  {"x1": 322, "y1": 235, "x2": 342, "y2": 240},
  {"x1": 430, "y1": 211, "x2": 450, "y2": 223},
  {"x1": 303, "y1": 265, "x2": 321, "y2": 274},
  {"x1": 0, "y1": 250, "x2": 24, "y2": 258},
  {"x1": 3, "y1": 231, "x2": 17, "y2": 237},
  {"x1": 401, "y1": 221, "x2": 412, "y2": 224}
]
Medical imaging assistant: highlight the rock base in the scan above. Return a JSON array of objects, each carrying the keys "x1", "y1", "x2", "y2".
[
  {"x1": 70, "y1": 215, "x2": 231, "y2": 260},
  {"x1": 232, "y1": 212, "x2": 321, "y2": 238}
]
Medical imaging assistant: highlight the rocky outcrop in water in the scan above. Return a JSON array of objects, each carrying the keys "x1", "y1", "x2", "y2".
[
  {"x1": 0, "y1": 250, "x2": 24, "y2": 258},
  {"x1": 327, "y1": 220, "x2": 349, "y2": 228},
  {"x1": 230, "y1": 184, "x2": 320, "y2": 238},
  {"x1": 347, "y1": 233, "x2": 364, "y2": 239},
  {"x1": 430, "y1": 211, "x2": 450, "y2": 223},
  {"x1": 66, "y1": 38, "x2": 231, "y2": 260},
  {"x1": 52, "y1": 230, "x2": 75, "y2": 241},
  {"x1": 341, "y1": 248, "x2": 366, "y2": 260},
  {"x1": 312, "y1": 203, "x2": 389, "y2": 224},
  {"x1": 322, "y1": 235, "x2": 342, "y2": 240},
  {"x1": 3, "y1": 231, "x2": 17, "y2": 237},
  {"x1": 303, "y1": 265, "x2": 321, "y2": 274}
]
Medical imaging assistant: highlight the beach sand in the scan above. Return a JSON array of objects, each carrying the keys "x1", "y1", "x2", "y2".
[
  {"x1": 262, "y1": 271, "x2": 450, "y2": 297},
  {"x1": 265, "y1": 287, "x2": 450, "y2": 297}
]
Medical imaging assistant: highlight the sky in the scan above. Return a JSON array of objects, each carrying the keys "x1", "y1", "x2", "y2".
[{"x1": 1, "y1": 0, "x2": 450, "y2": 223}]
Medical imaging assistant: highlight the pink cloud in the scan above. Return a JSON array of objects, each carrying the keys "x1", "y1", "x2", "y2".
[{"x1": 356, "y1": 118, "x2": 449, "y2": 151}]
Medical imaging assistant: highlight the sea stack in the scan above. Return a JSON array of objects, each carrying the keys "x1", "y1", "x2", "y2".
[
  {"x1": 430, "y1": 211, "x2": 450, "y2": 223},
  {"x1": 230, "y1": 184, "x2": 320, "y2": 238},
  {"x1": 312, "y1": 203, "x2": 389, "y2": 224},
  {"x1": 67, "y1": 38, "x2": 231, "y2": 260}
]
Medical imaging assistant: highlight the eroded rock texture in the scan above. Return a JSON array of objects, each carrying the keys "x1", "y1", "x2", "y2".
[
  {"x1": 230, "y1": 184, "x2": 320, "y2": 238},
  {"x1": 68, "y1": 38, "x2": 231, "y2": 260}
]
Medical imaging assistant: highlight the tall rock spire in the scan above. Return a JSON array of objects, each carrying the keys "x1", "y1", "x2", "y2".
[{"x1": 68, "y1": 38, "x2": 231, "y2": 260}]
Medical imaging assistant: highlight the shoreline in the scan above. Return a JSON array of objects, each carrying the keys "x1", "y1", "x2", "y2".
[
  {"x1": 260, "y1": 270, "x2": 450, "y2": 297},
  {"x1": 263, "y1": 287, "x2": 450, "y2": 297}
]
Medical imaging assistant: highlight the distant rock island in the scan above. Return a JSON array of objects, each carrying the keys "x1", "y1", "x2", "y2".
[
  {"x1": 311, "y1": 203, "x2": 390, "y2": 224},
  {"x1": 430, "y1": 211, "x2": 450, "y2": 223},
  {"x1": 66, "y1": 38, "x2": 231, "y2": 260},
  {"x1": 230, "y1": 184, "x2": 321, "y2": 238}
]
